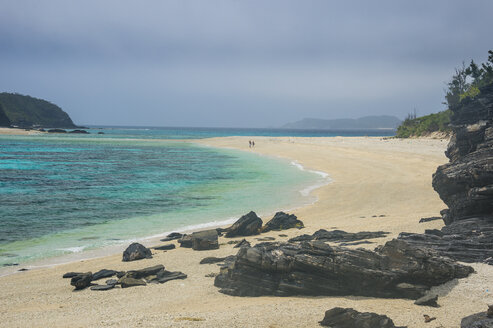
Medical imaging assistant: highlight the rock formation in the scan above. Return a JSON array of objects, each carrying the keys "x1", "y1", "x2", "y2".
[
  {"x1": 261, "y1": 212, "x2": 304, "y2": 232},
  {"x1": 319, "y1": 308, "x2": 405, "y2": 328},
  {"x1": 191, "y1": 229, "x2": 219, "y2": 250},
  {"x1": 214, "y1": 239, "x2": 472, "y2": 298},
  {"x1": 225, "y1": 211, "x2": 263, "y2": 237},
  {"x1": 122, "y1": 243, "x2": 152, "y2": 261},
  {"x1": 400, "y1": 84, "x2": 493, "y2": 264},
  {"x1": 288, "y1": 229, "x2": 388, "y2": 243}
]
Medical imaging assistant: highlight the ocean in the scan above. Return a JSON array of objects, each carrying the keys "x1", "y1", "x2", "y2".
[{"x1": 0, "y1": 127, "x2": 393, "y2": 270}]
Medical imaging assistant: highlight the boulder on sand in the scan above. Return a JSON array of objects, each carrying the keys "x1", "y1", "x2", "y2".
[
  {"x1": 122, "y1": 243, "x2": 152, "y2": 262},
  {"x1": 225, "y1": 211, "x2": 262, "y2": 237},
  {"x1": 191, "y1": 229, "x2": 219, "y2": 251},
  {"x1": 70, "y1": 272, "x2": 93, "y2": 290},
  {"x1": 178, "y1": 234, "x2": 193, "y2": 248},
  {"x1": 261, "y1": 212, "x2": 304, "y2": 232},
  {"x1": 319, "y1": 308, "x2": 405, "y2": 328}
]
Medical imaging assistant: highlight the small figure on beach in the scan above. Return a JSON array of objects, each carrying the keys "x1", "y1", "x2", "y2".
[
  {"x1": 252, "y1": 140, "x2": 255, "y2": 148},
  {"x1": 248, "y1": 140, "x2": 252, "y2": 148}
]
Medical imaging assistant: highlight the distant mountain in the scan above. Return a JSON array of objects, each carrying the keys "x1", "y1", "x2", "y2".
[
  {"x1": 0, "y1": 93, "x2": 76, "y2": 128},
  {"x1": 282, "y1": 115, "x2": 402, "y2": 130}
]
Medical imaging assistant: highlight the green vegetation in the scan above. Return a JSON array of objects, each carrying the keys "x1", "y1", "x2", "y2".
[
  {"x1": 396, "y1": 49, "x2": 493, "y2": 138},
  {"x1": 0, "y1": 93, "x2": 76, "y2": 128},
  {"x1": 444, "y1": 50, "x2": 493, "y2": 109},
  {"x1": 395, "y1": 110, "x2": 452, "y2": 138}
]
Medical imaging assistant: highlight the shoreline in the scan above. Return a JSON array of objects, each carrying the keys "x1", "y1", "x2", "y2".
[
  {"x1": 0, "y1": 143, "x2": 329, "y2": 277},
  {"x1": 1, "y1": 136, "x2": 490, "y2": 328}
]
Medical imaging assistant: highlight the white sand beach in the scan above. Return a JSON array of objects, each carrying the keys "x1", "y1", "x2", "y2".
[{"x1": 0, "y1": 136, "x2": 491, "y2": 328}]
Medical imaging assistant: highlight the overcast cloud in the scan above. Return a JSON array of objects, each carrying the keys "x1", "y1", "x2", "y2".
[{"x1": 1, "y1": 0, "x2": 492, "y2": 127}]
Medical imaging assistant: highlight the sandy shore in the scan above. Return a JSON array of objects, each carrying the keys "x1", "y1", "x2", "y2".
[
  {"x1": 1, "y1": 136, "x2": 491, "y2": 328},
  {"x1": 0, "y1": 127, "x2": 44, "y2": 135}
]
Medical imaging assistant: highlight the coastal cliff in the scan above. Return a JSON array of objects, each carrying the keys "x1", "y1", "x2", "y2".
[
  {"x1": 400, "y1": 83, "x2": 493, "y2": 264},
  {"x1": 0, "y1": 93, "x2": 76, "y2": 128}
]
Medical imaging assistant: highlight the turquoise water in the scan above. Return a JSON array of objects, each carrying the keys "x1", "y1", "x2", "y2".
[{"x1": 0, "y1": 133, "x2": 326, "y2": 267}]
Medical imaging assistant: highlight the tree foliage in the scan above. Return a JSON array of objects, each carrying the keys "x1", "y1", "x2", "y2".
[
  {"x1": 395, "y1": 110, "x2": 452, "y2": 138},
  {"x1": 444, "y1": 50, "x2": 493, "y2": 108}
]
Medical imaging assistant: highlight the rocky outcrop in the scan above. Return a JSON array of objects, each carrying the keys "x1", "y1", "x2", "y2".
[
  {"x1": 160, "y1": 232, "x2": 183, "y2": 242},
  {"x1": 225, "y1": 211, "x2": 263, "y2": 237},
  {"x1": 261, "y1": 212, "x2": 304, "y2": 232},
  {"x1": 70, "y1": 272, "x2": 93, "y2": 290},
  {"x1": 122, "y1": 243, "x2": 152, "y2": 261},
  {"x1": 289, "y1": 229, "x2": 388, "y2": 243},
  {"x1": 432, "y1": 84, "x2": 493, "y2": 221},
  {"x1": 319, "y1": 308, "x2": 405, "y2": 328},
  {"x1": 214, "y1": 239, "x2": 472, "y2": 298}
]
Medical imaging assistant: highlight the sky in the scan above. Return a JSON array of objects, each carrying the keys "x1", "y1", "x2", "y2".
[{"x1": 1, "y1": 1, "x2": 492, "y2": 128}]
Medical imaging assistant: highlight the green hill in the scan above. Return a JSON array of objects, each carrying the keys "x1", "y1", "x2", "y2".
[
  {"x1": 0, "y1": 93, "x2": 76, "y2": 128},
  {"x1": 395, "y1": 110, "x2": 452, "y2": 138}
]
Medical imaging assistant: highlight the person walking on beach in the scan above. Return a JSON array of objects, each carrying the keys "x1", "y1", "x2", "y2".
[
  {"x1": 249, "y1": 140, "x2": 252, "y2": 148},
  {"x1": 252, "y1": 140, "x2": 255, "y2": 148}
]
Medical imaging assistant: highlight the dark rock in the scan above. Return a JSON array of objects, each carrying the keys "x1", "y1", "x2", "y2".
[
  {"x1": 414, "y1": 294, "x2": 439, "y2": 307},
  {"x1": 200, "y1": 257, "x2": 227, "y2": 264},
  {"x1": 92, "y1": 269, "x2": 120, "y2": 281},
  {"x1": 125, "y1": 265, "x2": 165, "y2": 279},
  {"x1": 399, "y1": 217, "x2": 493, "y2": 265},
  {"x1": 122, "y1": 243, "x2": 152, "y2": 261},
  {"x1": 153, "y1": 244, "x2": 176, "y2": 251},
  {"x1": 116, "y1": 271, "x2": 126, "y2": 278},
  {"x1": 233, "y1": 239, "x2": 251, "y2": 248},
  {"x1": 319, "y1": 307, "x2": 405, "y2": 328},
  {"x1": 154, "y1": 270, "x2": 187, "y2": 283},
  {"x1": 2, "y1": 263, "x2": 18, "y2": 267},
  {"x1": 63, "y1": 272, "x2": 82, "y2": 278},
  {"x1": 70, "y1": 272, "x2": 93, "y2": 290},
  {"x1": 18, "y1": 268, "x2": 28, "y2": 272},
  {"x1": 105, "y1": 279, "x2": 118, "y2": 286},
  {"x1": 419, "y1": 216, "x2": 442, "y2": 223},
  {"x1": 225, "y1": 211, "x2": 263, "y2": 237},
  {"x1": 205, "y1": 273, "x2": 218, "y2": 278},
  {"x1": 261, "y1": 212, "x2": 304, "y2": 232},
  {"x1": 119, "y1": 277, "x2": 146, "y2": 288},
  {"x1": 279, "y1": 234, "x2": 288, "y2": 237},
  {"x1": 47, "y1": 128, "x2": 67, "y2": 133},
  {"x1": 69, "y1": 129, "x2": 89, "y2": 134},
  {"x1": 256, "y1": 237, "x2": 276, "y2": 241},
  {"x1": 90, "y1": 284, "x2": 115, "y2": 291},
  {"x1": 97, "y1": 132, "x2": 104, "y2": 134},
  {"x1": 177, "y1": 234, "x2": 193, "y2": 248},
  {"x1": 461, "y1": 312, "x2": 493, "y2": 328},
  {"x1": 160, "y1": 232, "x2": 183, "y2": 242},
  {"x1": 214, "y1": 239, "x2": 473, "y2": 298},
  {"x1": 339, "y1": 240, "x2": 374, "y2": 246},
  {"x1": 288, "y1": 229, "x2": 388, "y2": 243},
  {"x1": 191, "y1": 229, "x2": 219, "y2": 251}
]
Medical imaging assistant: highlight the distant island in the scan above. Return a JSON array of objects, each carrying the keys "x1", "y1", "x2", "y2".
[
  {"x1": 0, "y1": 93, "x2": 77, "y2": 128},
  {"x1": 281, "y1": 115, "x2": 401, "y2": 130}
]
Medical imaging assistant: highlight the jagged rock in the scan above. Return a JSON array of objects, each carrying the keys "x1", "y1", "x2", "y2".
[
  {"x1": 191, "y1": 229, "x2": 219, "y2": 251},
  {"x1": 256, "y1": 237, "x2": 276, "y2": 241},
  {"x1": 419, "y1": 217, "x2": 442, "y2": 223},
  {"x1": 90, "y1": 284, "x2": 115, "y2": 291},
  {"x1": 153, "y1": 244, "x2": 176, "y2": 251},
  {"x1": 233, "y1": 239, "x2": 251, "y2": 248},
  {"x1": 414, "y1": 294, "x2": 439, "y2": 307},
  {"x1": 214, "y1": 239, "x2": 473, "y2": 298},
  {"x1": 339, "y1": 240, "x2": 374, "y2": 246},
  {"x1": 399, "y1": 217, "x2": 493, "y2": 264},
  {"x1": 225, "y1": 211, "x2": 263, "y2": 237},
  {"x1": 200, "y1": 257, "x2": 226, "y2": 264},
  {"x1": 70, "y1": 272, "x2": 93, "y2": 290},
  {"x1": 178, "y1": 234, "x2": 193, "y2": 248},
  {"x1": 122, "y1": 243, "x2": 152, "y2": 261},
  {"x1": 160, "y1": 232, "x2": 183, "y2": 242},
  {"x1": 63, "y1": 272, "x2": 82, "y2": 278},
  {"x1": 92, "y1": 269, "x2": 120, "y2": 281},
  {"x1": 119, "y1": 277, "x2": 147, "y2": 288},
  {"x1": 261, "y1": 212, "x2": 304, "y2": 232},
  {"x1": 125, "y1": 265, "x2": 165, "y2": 279},
  {"x1": 288, "y1": 229, "x2": 388, "y2": 243},
  {"x1": 461, "y1": 312, "x2": 493, "y2": 328},
  {"x1": 319, "y1": 308, "x2": 405, "y2": 328},
  {"x1": 154, "y1": 270, "x2": 187, "y2": 283}
]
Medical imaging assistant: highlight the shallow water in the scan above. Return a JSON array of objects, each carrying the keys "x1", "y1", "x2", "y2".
[{"x1": 0, "y1": 134, "x2": 326, "y2": 267}]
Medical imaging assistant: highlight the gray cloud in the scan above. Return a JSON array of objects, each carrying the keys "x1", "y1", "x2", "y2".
[{"x1": 1, "y1": 0, "x2": 492, "y2": 127}]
